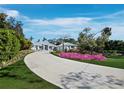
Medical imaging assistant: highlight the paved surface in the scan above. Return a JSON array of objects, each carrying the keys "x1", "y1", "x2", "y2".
[{"x1": 24, "y1": 52, "x2": 124, "y2": 89}]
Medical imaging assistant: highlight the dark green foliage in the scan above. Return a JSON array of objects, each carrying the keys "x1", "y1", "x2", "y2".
[
  {"x1": 0, "y1": 13, "x2": 9, "y2": 29},
  {"x1": 105, "y1": 40, "x2": 124, "y2": 51},
  {"x1": 20, "y1": 38, "x2": 32, "y2": 50},
  {"x1": 96, "y1": 27, "x2": 112, "y2": 53},
  {"x1": 48, "y1": 38, "x2": 77, "y2": 45},
  {"x1": 0, "y1": 29, "x2": 20, "y2": 62},
  {"x1": 62, "y1": 38, "x2": 77, "y2": 44},
  {"x1": 0, "y1": 13, "x2": 32, "y2": 50}
]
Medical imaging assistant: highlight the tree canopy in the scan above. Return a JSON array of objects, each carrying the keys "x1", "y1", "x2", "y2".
[
  {"x1": 0, "y1": 13, "x2": 32, "y2": 63},
  {"x1": 78, "y1": 27, "x2": 112, "y2": 54}
]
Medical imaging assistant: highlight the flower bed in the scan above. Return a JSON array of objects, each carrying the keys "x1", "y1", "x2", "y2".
[{"x1": 59, "y1": 52, "x2": 106, "y2": 61}]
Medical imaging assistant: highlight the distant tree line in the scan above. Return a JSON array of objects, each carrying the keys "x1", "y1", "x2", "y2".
[
  {"x1": 48, "y1": 37, "x2": 77, "y2": 45},
  {"x1": 105, "y1": 40, "x2": 124, "y2": 51}
]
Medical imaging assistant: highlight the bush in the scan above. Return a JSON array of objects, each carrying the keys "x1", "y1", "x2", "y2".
[
  {"x1": 51, "y1": 51, "x2": 60, "y2": 56},
  {"x1": 5, "y1": 50, "x2": 32, "y2": 66},
  {"x1": 0, "y1": 50, "x2": 32, "y2": 69},
  {"x1": 0, "y1": 29, "x2": 20, "y2": 62},
  {"x1": 19, "y1": 36, "x2": 32, "y2": 50},
  {"x1": 104, "y1": 50, "x2": 121, "y2": 57}
]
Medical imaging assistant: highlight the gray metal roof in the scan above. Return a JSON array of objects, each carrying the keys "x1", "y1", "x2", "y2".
[{"x1": 33, "y1": 41, "x2": 57, "y2": 47}]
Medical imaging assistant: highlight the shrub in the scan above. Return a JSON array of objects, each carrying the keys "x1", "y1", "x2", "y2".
[
  {"x1": 0, "y1": 50, "x2": 32, "y2": 68},
  {"x1": 51, "y1": 51, "x2": 60, "y2": 56},
  {"x1": 104, "y1": 50, "x2": 121, "y2": 57},
  {"x1": 19, "y1": 36, "x2": 32, "y2": 50},
  {"x1": 0, "y1": 29, "x2": 20, "y2": 62}
]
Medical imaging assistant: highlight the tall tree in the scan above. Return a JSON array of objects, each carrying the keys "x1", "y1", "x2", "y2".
[
  {"x1": 7, "y1": 17, "x2": 24, "y2": 37},
  {"x1": 14, "y1": 21, "x2": 24, "y2": 37},
  {"x1": 96, "y1": 27, "x2": 112, "y2": 52},
  {"x1": 29, "y1": 36, "x2": 34, "y2": 41},
  {"x1": 78, "y1": 27, "x2": 97, "y2": 54},
  {"x1": 42, "y1": 37, "x2": 47, "y2": 41},
  {"x1": 37, "y1": 39, "x2": 40, "y2": 42},
  {"x1": 0, "y1": 13, "x2": 9, "y2": 28}
]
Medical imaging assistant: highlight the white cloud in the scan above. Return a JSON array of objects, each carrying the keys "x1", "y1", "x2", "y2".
[
  {"x1": 0, "y1": 7, "x2": 29, "y2": 20},
  {"x1": 0, "y1": 7, "x2": 20, "y2": 17},
  {"x1": 27, "y1": 17, "x2": 92, "y2": 27},
  {"x1": 6, "y1": 10, "x2": 19, "y2": 17},
  {"x1": 93, "y1": 10, "x2": 124, "y2": 23},
  {"x1": 37, "y1": 30, "x2": 68, "y2": 36},
  {"x1": 110, "y1": 26, "x2": 124, "y2": 40}
]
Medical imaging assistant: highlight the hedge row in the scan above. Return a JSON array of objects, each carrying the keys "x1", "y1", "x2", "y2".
[
  {"x1": 0, "y1": 50, "x2": 32, "y2": 69},
  {"x1": 0, "y1": 29, "x2": 20, "y2": 62}
]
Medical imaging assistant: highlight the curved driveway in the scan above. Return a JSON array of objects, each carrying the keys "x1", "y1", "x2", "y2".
[{"x1": 24, "y1": 52, "x2": 124, "y2": 89}]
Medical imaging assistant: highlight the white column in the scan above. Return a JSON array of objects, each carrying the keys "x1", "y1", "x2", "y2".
[{"x1": 48, "y1": 45, "x2": 49, "y2": 51}]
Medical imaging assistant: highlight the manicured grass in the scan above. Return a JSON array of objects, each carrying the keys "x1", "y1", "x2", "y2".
[
  {"x1": 51, "y1": 52, "x2": 124, "y2": 69},
  {"x1": 0, "y1": 60, "x2": 59, "y2": 89},
  {"x1": 76, "y1": 57, "x2": 124, "y2": 69}
]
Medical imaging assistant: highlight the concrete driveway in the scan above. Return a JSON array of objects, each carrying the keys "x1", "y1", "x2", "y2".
[{"x1": 24, "y1": 52, "x2": 124, "y2": 89}]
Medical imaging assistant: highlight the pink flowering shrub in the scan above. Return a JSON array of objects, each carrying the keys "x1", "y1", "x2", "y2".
[{"x1": 59, "y1": 52, "x2": 106, "y2": 61}]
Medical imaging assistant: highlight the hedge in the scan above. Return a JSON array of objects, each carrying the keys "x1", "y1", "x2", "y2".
[
  {"x1": 0, "y1": 29, "x2": 20, "y2": 62},
  {"x1": 0, "y1": 50, "x2": 32, "y2": 68}
]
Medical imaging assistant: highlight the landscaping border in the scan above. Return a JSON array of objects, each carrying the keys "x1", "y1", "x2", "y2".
[{"x1": 0, "y1": 50, "x2": 33, "y2": 69}]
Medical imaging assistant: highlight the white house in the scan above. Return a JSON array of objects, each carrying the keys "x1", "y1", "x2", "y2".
[
  {"x1": 32, "y1": 40, "x2": 77, "y2": 52},
  {"x1": 58, "y1": 42, "x2": 77, "y2": 51},
  {"x1": 32, "y1": 40, "x2": 58, "y2": 52}
]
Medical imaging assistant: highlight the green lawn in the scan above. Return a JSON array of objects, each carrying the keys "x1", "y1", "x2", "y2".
[
  {"x1": 0, "y1": 60, "x2": 59, "y2": 89},
  {"x1": 76, "y1": 57, "x2": 124, "y2": 69}
]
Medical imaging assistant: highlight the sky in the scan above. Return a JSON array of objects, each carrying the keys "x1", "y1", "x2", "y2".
[{"x1": 0, "y1": 4, "x2": 124, "y2": 41}]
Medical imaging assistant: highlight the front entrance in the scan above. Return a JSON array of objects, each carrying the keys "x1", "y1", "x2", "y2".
[
  {"x1": 39, "y1": 46, "x2": 43, "y2": 50},
  {"x1": 45, "y1": 45, "x2": 48, "y2": 50}
]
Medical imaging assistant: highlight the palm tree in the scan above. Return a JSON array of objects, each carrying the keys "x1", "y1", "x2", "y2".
[
  {"x1": 60, "y1": 35, "x2": 69, "y2": 51},
  {"x1": 37, "y1": 39, "x2": 40, "y2": 42},
  {"x1": 43, "y1": 37, "x2": 47, "y2": 41},
  {"x1": 29, "y1": 36, "x2": 34, "y2": 41}
]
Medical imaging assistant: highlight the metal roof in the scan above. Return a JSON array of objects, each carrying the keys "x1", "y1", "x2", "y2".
[{"x1": 33, "y1": 41, "x2": 57, "y2": 47}]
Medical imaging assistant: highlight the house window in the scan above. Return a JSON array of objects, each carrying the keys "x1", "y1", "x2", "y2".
[
  {"x1": 39, "y1": 46, "x2": 43, "y2": 50},
  {"x1": 71, "y1": 46, "x2": 74, "y2": 48},
  {"x1": 49, "y1": 46, "x2": 52, "y2": 50}
]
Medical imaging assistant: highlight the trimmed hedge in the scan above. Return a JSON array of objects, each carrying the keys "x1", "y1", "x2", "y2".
[
  {"x1": 0, "y1": 50, "x2": 32, "y2": 68},
  {"x1": 0, "y1": 29, "x2": 20, "y2": 62}
]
